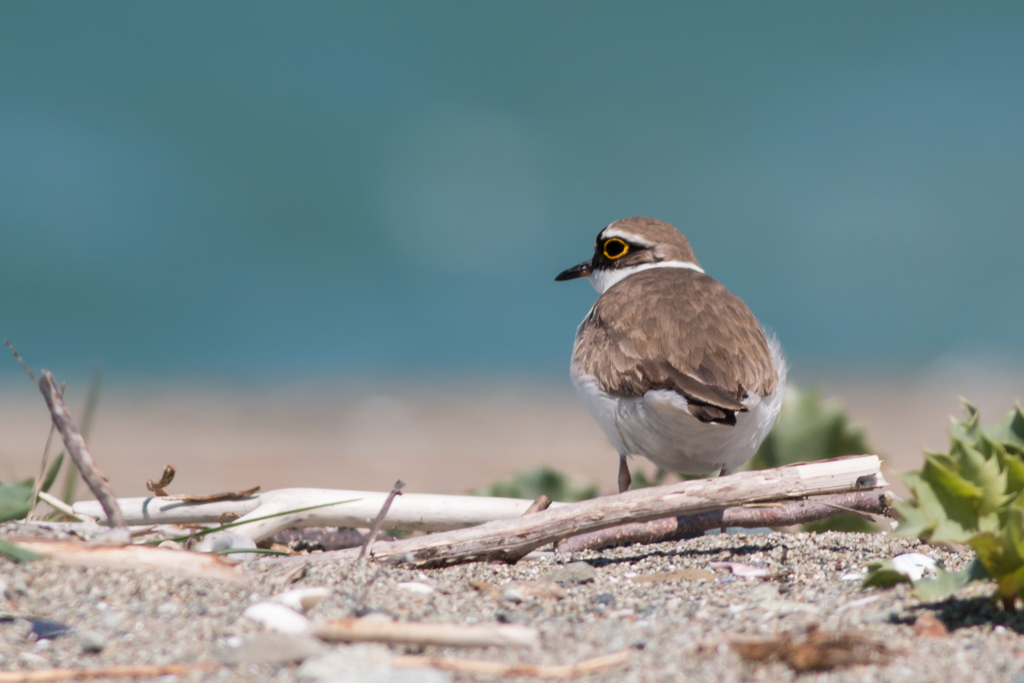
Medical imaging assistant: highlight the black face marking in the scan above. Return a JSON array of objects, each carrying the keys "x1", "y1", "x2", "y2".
[{"x1": 592, "y1": 232, "x2": 648, "y2": 270}]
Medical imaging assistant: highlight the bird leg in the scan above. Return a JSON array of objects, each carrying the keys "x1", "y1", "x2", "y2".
[
  {"x1": 617, "y1": 455, "x2": 632, "y2": 493},
  {"x1": 719, "y1": 467, "x2": 732, "y2": 534}
]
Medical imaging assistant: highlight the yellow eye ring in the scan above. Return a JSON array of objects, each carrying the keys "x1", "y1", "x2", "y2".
[{"x1": 603, "y1": 238, "x2": 629, "y2": 260}]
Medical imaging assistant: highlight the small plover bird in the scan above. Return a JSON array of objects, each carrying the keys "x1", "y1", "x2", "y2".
[{"x1": 556, "y1": 217, "x2": 786, "y2": 492}]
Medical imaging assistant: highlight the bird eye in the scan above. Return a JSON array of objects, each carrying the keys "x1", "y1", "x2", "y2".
[{"x1": 602, "y1": 238, "x2": 629, "y2": 260}]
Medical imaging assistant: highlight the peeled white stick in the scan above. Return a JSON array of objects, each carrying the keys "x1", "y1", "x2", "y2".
[
  {"x1": 37, "y1": 491, "x2": 96, "y2": 523},
  {"x1": 74, "y1": 489, "x2": 567, "y2": 540},
  {"x1": 314, "y1": 619, "x2": 538, "y2": 648}
]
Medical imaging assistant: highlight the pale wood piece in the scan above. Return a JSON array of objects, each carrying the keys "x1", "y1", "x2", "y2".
[
  {"x1": 38, "y1": 371, "x2": 126, "y2": 529},
  {"x1": 314, "y1": 619, "x2": 538, "y2": 648},
  {"x1": 36, "y1": 491, "x2": 95, "y2": 523},
  {"x1": 10, "y1": 539, "x2": 244, "y2": 583},
  {"x1": 0, "y1": 663, "x2": 219, "y2": 682},
  {"x1": 392, "y1": 649, "x2": 632, "y2": 677}
]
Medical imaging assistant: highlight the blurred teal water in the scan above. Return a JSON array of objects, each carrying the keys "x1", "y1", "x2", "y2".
[{"x1": 1, "y1": 2, "x2": 1021, "y2": 383}]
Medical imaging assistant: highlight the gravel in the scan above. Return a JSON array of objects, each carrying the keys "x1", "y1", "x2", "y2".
[{"x1": 2, "y1": 522, "x2": 1023, "y2": 682}]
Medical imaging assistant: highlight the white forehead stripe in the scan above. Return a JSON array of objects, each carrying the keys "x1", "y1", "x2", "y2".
[
  {"x1": 588, "y1": 261, "x2": 705, "y2": 294},
  {"x1": 600, "y1": 228, "x2": 655, "y2": 248}
]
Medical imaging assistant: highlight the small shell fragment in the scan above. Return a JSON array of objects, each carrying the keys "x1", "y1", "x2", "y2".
[
  {"x1": 891, "y1": 553, "x2": 937, "y2": 582},
  {"x1": 272, "y1": 587, "x2": 331, "y2": 613}
]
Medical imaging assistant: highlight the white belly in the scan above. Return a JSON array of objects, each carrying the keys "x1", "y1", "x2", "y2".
[{"x1": 570, "y1": 339, "x2": 786, "y2": 475}]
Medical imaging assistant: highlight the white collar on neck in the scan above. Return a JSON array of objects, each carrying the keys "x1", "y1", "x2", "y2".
[{"x1": 588, "y1": 261, "x2": 705, "y2": 294}]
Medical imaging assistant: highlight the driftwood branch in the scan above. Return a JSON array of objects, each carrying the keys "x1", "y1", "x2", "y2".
[
  {"x1": 264, "y1": 455, "x2": 884, "y2": 569},
  {"x1": 38, "y1": 371, "x2": 125, "y2": 529},
  {"x1": 555, "y1": 491, "x2": 894, "y2": 554}
]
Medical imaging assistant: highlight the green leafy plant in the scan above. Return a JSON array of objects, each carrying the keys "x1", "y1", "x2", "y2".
[
  {"x1": 747, "y1": 386, "x2": 872, "y2": 471},
  {"x1": 0, "y1": 454, "x2": 65, "y2": 523},
  {"x1": 479, "y1": 466, "x2": 599, "y2": 503},
  {"x1": 748, "y1": 386, "x2": 876, "y2": 532},
  {"x1": 865, "y1": 401, "x2": 1024, "y2": 608}
]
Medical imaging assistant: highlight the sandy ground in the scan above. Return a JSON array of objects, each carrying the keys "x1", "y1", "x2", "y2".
[
  {"x1": 0, "y1": 367, "x2": 1022, "y2": 501},
  {"x1": 1, "y1": 523, "x2": 1022, "y2": 682}
]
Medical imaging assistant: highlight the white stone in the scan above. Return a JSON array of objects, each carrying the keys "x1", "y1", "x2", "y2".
[
  {"x1": 243, "y1": 602, "x2": 312, "y2": 635},
  {"x1": 395, "y1": 581, "x2": 434, "y2": 595},
  {"x1": 19, "y1": 652, "x2": 49, "y2": 668},
  {"x1": 196, "y1": 531, "x2": 259, "y2": 561},
  {"x1": 272, "y1": 587, "x2": 331, "y2": 613}
]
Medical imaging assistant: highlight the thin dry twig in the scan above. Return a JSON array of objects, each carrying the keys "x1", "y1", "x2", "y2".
[
  {"x1": 0, "y1": 662, "x2": 220, "y2": 682},
  {"x1": 37, "y1": 371, "x2": 125, "y2": 529},
  {"x1": 36, "y1": 491, "x2": 92, "y2": 522},
  {"x1": 392, "y1": 649, "x2": 632, "y2": 678},
  {"x1": 5, "y1": 338, "x2": 36, "y2": 383},
  {"x1": 555, "y1": 491, "x2": 894, "y2": 554},
  {"x1": 146, "y1": 465, "x2": 176, "y2": 496},
  {"x1": 28, "y1": 381, "x2": 65, "y2": 518},
  {"x1": 314, "y1": 619, "x2": 538, "y2": 648},
  {"x1": 359, "y1": 479, "x2": 405, "y2": 561},
  {"x1": 165, "y1": 486, "x2": 262, "y2": 503},
  {"x1": 523, "y1": 494, "x2": 553, "y2": 515}
]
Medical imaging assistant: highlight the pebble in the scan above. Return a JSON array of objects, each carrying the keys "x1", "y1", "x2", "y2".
[
  {"x1": 633, "y1": 568, "x2": 715, "y2": 583},
  {"x1": 543, "y1": 561, "x2": 597, "y2": 585},
  {"x1": 395, "y1": 581, "x2": 434, "y2": 595},
  {"x1": 709, "y1": 561, "x2": 769, "y2": 577},
  {"x1": 297, "y1": 644, "x2": 450, "y2": 683},
  {"x1": 243, "y1": 602, "x2": 312, "y2": 635},
  {"x1": 99, "y1": 611, "x2": 124, "y2": 629},
  {"x1": 30, "y1": 618, "x2": 73, "y2": 640},
  {"x1": 221, "y1": 633, "x2": 327, "y2": 664},
  {"x1": 79, "y1": 632, "x2": 107, "y2": 654},
  {"x1": 157, "y1": 602, "x2": 181, "y2": 615},
  {"x1": 500, "y1": 580, "x2": 565, "y2": 603},
  {"x1": 914, "y1": 612, "x2": 949, "y2": 637},
  {"x1": 18, "y1": 651, "x2": 49, "y2": 668},
  {"x1": 196, "y1": 532, "x2": 259, "y2": 561}
]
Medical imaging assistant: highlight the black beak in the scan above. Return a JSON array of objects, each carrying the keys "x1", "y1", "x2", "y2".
[{"x1": 555, "y1": 259, "x2": 593, "y2": 282}]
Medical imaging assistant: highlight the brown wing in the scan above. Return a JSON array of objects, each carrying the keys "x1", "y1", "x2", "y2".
[{"x1": 573, "y1": 269, "x2": 778, "y2": 424}]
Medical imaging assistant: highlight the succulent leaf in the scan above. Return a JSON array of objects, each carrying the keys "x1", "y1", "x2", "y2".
[{"x1": 890, "y1": 402, "x2": 1024, "y2": 608}]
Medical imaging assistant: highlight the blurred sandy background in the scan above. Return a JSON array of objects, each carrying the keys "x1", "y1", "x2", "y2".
[{"x1": 2, "y1": 365, "x2": 1021, "y2": 501}]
